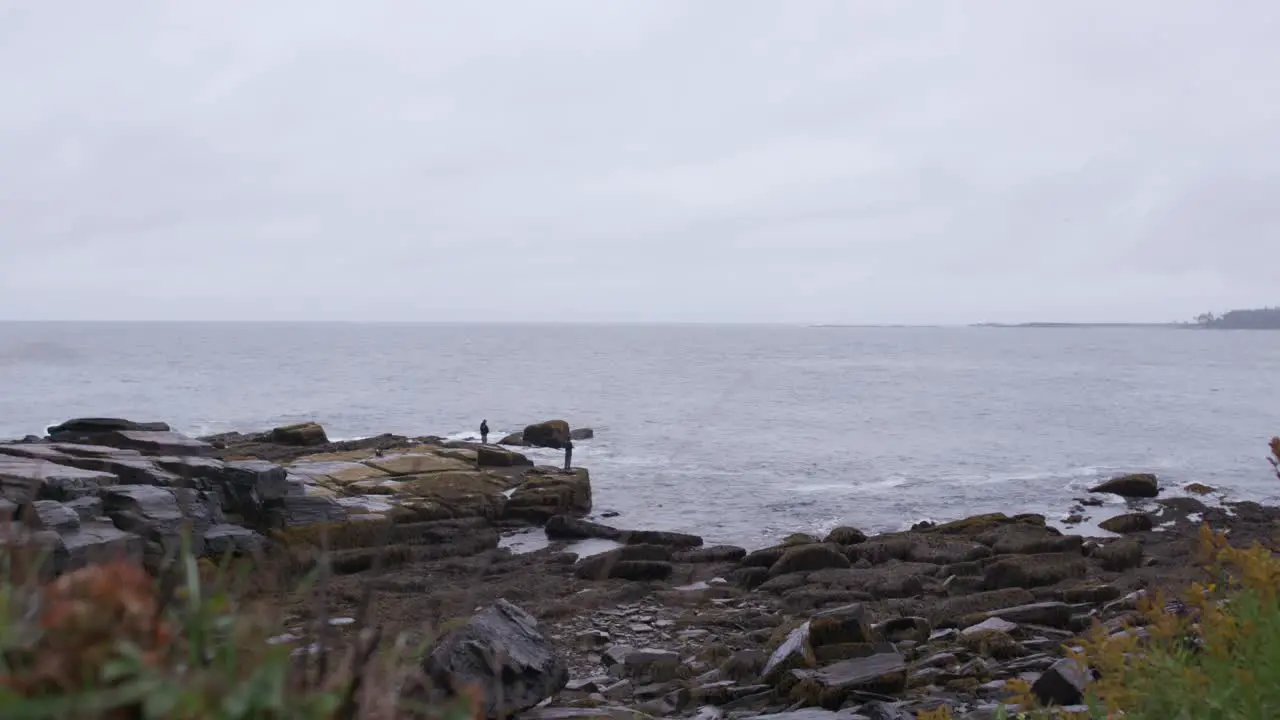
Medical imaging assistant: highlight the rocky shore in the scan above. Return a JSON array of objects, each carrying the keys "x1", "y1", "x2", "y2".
[{"x1": 2, "y1": 417, "x2": 1274, "y2": 719}]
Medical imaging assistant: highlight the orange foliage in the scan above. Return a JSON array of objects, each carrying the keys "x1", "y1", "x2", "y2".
[{"x1": 5, "y1": 561, "x2": 172, "y2": 697}]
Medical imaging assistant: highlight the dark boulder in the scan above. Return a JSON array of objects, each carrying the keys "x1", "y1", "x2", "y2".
[
  {"x1": 1031, "y1": 658, "x2": 1092, "y2": 706},
  {"x1": 268, "y1": 421, "x2": 329, "y2": 446},
  {"x1": 1092, "y1": 538, "x2": 1143, "y2": 571},
  {"x1": 522, "y1": 420, "x2": 571, "y2": 449},
  {"x1": 978, "y1": 524, "x2": 1081, "y2": 556},
  {"x1": 574, "y1": 544, "x2": 672, "y2": 580},
  {"x1": 673, "y1": 545, "x2": 747, "y2": 563},
  {"x1": 498, "y1": 432, "x2": 526, "y2": 446},
  {"x1": 419, "y1": 599, "x2": 568, "y2": 718},
  {"x1": 47, "y1": 418, "x2": 171, "y2": 435},
  {"x1": 569, "y1": 428, "x2": 595, "y2": 441},
  {"x1": 620, "y1": 529, "x2": 703, "y2": 548},
  {"x1": 822, "y1": 526, "x2": 867, "y2": 545},
  {"x1": 603, "y1": 560, "x2": 674, "y2": 581},
  {"x1": 545, "y1": 514, "x2": 622, "y2": 540},
  {"x1": 768, "y1": 544, "x2": 850, "y2": 577},
  {"x1": 1099, "y1": 512, "x2": 1154, "y2": 534},
  {"x1": 873, "y1": 616, "x2": 931, "y2": 644},
  {"x1": 477, "y1": 446, "x2": 532, "y2": 467},
  {"x1": 740, "y1": 545, "x2": 788, "y2": 568},
  {"x1": 1089, "y1": 473, "x2": 1159, "y2": 498},
  {"x1": 983, "y1": 553, "x2": 1088, "y2": 590}
]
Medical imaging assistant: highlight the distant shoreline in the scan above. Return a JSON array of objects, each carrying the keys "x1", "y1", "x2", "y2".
[{"x1": 969, "y1": 322, "x2": 1184, "y2": 329}]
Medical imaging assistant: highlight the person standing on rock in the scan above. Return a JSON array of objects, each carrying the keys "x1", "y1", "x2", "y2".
[
  {"x1": 480, "y1": 419, "x2": 489, "y2": 445},
  {"x1": 563, "y1": 437, "x2": 574, "y2": 472}
]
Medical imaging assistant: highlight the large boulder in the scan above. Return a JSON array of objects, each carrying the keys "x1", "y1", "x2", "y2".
[
  {"x1": 477, "y1": 446, "x2": 532, "y2": 468},
  {"x1": 522, "y1": 420, "x2": 572, "y2": 449},
  {"x1": 1089, "y1": 473, "x2": 1159, "y2": 498},
  {"x1": 760, "y1": 604, "x2": 876, "y2": 686},
  {"x1": 268, "y1": 422, "x2": 329, "y2": 446},
  {"x1": 419, "y1": 599, "x2": 568, "y2": 718},
  {"x1": 983, "y1": 553, "x2": 1089, "y2": 590},
  {"x1": 504, "y1": 469, "x2": 592, "y2": 522},
  {"x1": 768, "y1": 544, "x2": 851, "y2": 577}
]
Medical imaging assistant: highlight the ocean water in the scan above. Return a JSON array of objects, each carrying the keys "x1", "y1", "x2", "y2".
[{"x1": 2, "y1": 322, "x2": 1280, "y2": 548}]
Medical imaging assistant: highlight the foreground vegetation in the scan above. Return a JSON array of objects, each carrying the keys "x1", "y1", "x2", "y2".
[{"x1": 0, "y1": 534, "x2": 473, "y2": 719}]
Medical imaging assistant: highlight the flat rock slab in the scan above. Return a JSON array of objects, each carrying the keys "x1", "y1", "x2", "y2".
[
  {"x1": 0, "y1": 457, "x2": 118, "y2": 502},
  {"x1": 366, "y1": 453, "x2": 472, "y2": 476},
  {"x1": 744, "y1": 712, "x2": 864, "y2": 720},
  {"x1": 520, "y1": 709, "x2": 655, "y2": 720},
  {"x1": 48, "y1": 430, "x2": 214, "y2": 457},
  {"x1": 287, "y1": 461, "x2": 390, "y2": 485},
  {"x1": 789, "y1": 651, "x2": 908, "y2": 706},
  {"x1": 961, "y1": 617, "x2": 1018, "y2": 636},
  {"x1": 58, "y1": 456, "x2": 185, "y2": 487},
  {"x1": 0, "y1": 444, "x2": 77, "y2": 462}
]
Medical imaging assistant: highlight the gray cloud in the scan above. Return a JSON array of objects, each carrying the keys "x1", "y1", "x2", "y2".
[{"x1": 2, "y1": 0, "x2": 1278, "y2": 323}]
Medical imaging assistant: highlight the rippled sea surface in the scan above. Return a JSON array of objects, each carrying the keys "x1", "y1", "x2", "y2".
[{"x1": 3, "y1": 322, "x2": 1280, "y2": 548}]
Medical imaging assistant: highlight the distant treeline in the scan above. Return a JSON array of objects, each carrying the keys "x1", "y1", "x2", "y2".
[{"x1": 1192, "y1": 307, "x2": 1280, "y2": 329}]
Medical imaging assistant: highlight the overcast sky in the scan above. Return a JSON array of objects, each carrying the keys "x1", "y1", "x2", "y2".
[{"x1": 1, "y1": 1, "x2": 1277, "y2": 324}]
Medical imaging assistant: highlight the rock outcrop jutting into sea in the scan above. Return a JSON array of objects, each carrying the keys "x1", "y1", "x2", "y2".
[
  {"x1": 0, "y1": 417, "x2": 591, "y2": 575},
  {"x1": 2, "y1": 417, "x2": 1272, "y2": 718}
]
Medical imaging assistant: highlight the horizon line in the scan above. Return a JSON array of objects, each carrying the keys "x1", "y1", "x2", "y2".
[{"x1": 0, "y1": 318, "x2": 1188, "y2": 327}]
